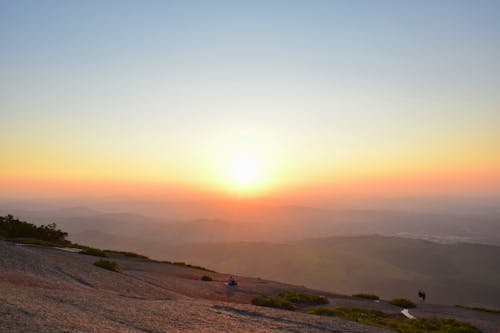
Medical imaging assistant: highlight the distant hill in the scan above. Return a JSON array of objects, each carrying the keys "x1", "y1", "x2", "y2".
[{"x1": 2, "y1": 203, "x2": 500, "y2": 245}]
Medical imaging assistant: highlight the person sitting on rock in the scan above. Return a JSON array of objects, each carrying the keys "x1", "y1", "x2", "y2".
[{"x1": 227, "y1": 276, "x2": 237, "y2": 286}]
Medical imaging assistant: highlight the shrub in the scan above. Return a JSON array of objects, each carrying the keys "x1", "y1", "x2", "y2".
[
  {"x1": 94, "y1": 259, "x2": 121, "y2": 272},
  {"x1": 389, "y1": 298, "x2": 416, "y2": 308},
  {"x1": 9, "y1": 237, "x2": 68, "y2": 247},
  {"x1": 201, "y1": 275, "x2": 213, "y2": 281},
  {"x1": 353, "y1": 293, "x2": 380, "y2": 300},
  {"x1": 456, "y1": 304, "x2": 500, "y2": 313},
  {"x1": 104, "y1": 250, "x2": 149, "y2": 259},
  {"x1": 0, "y1": 215, "x2": 68, "y2": 244},
  {"x1": 307, "y1": 307, "x2": 481, "y2": 333},
  {"x1": 81, "y1": 247, "x2": 107, "y2": 257},
  {"x1": 172, "y1": 261, "x2": 215, "y2": 272},
  {"x1": 252, "y1": 295, "x2": 295, "y2": 311},
  {"x1": 278, "y1": 290, "x2": 329, "y2": 305}
]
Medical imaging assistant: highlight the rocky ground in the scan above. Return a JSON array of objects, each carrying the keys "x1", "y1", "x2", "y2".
[{"x1": 0, "y1": 241, "x2": 498, "y2": 332}]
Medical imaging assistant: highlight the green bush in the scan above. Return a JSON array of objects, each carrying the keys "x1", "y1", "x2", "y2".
[
  {"x1": 9, "y1": 237, "x2": 70, "y2": 247},
  {"x1": 172, "y1": 261, "x2": 215, "y2": 272},
  {"x1": 0, "y1": 215, "x2": 68, "y2": 244},
  {"x1": 278, "y1": 290, "x2": 329, "y2": 305},
  {"x1": 94, "y1": 259, "x2": 121, "y2": 272},
  {"x1": 307, "y1": 307, "x2": 481, "y2": 333},
  {"x1": 252, "y1": 295, "x2": 295, "y2": 311},
  {"x1": 81, "y1": 247, "x2": 107, "y2": 257},
  {"x1": 201, "y1": 275, "x2": 213, "y2": 281},
  {"x1": 105, "y1": 250, "x2": 149, "y2": 259},
  {"x1": 456, "y1": 304, "x2": 500, "y2": 313},
  {"x1": 353, "y1": 293, "x2": 380, "y2": 300},
  {"x1": 389, "y1": 298, "x2": 416, "y2": 308}
]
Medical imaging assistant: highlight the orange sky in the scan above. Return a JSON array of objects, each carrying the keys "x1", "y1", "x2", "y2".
[{"x1": 1, "y1": 164, "x2": 499, "y2": 202}]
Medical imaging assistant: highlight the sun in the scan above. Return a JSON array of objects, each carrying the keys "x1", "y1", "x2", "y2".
[
  {"x1": 224, "y1": 152, "x2": 266, "y2": 192},
  {"x1": 209, "y1": 140, "x2": 279, "y2": 195},
  {"x1": 229, "y1": 153, "x2": 262, "y2": 188}
]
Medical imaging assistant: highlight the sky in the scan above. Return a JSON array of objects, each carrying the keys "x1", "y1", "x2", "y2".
[{"x1": 1, "y1": 0, "x2": 500, "y2": 201}]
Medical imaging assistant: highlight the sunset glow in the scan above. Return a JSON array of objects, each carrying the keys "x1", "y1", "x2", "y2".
[
  {"x1": 228, "y1": 153, "x2": 263, "y2": 190},
  {"x1": 0, "y1": 1, "x2": 499, "y2": 203}
]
